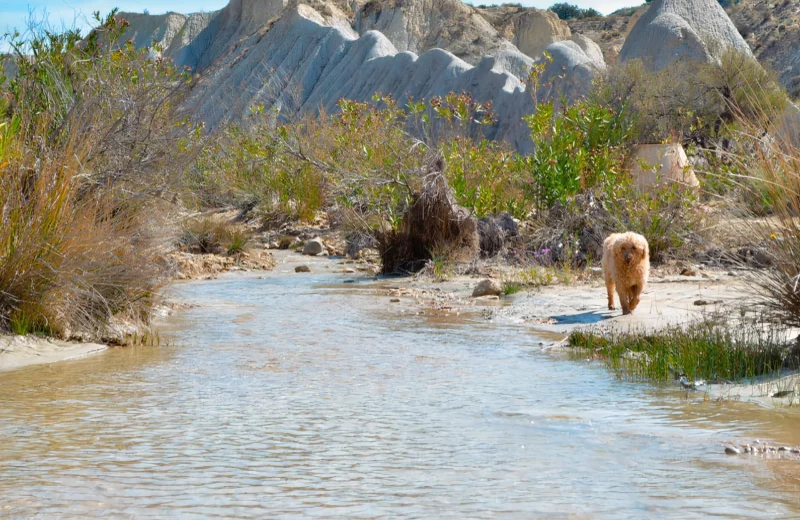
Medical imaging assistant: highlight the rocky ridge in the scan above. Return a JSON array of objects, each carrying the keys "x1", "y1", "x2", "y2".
[{"x1": 115, "y1": 0, "x2": 795, "y2": 152}]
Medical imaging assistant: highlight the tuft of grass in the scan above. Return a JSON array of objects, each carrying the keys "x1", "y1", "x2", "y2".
[
  {"x1": 502, "y1": 281, "x2": 523, "y2": 296},
  {"x1": 9, "y1": 310, "x2": 50, "y2": 336},
  {"x1": 0, "y1": 11, "x2": 197, "y2": 339},
  {"x1": 277, "y1": 235, "x2": 296, "y2": 250},
  {"x1": 179, "y1": 218, "x2": 226, "y2": 254},
  {"x1": 179, "y1": 217, "x2": 252, "y2": 256},
  {"x1": 224, "y1": 228, "x2": 250, "y2": 256},
  {"x1": 568, "y1": 319, "x2": 794, "y2": 384}
]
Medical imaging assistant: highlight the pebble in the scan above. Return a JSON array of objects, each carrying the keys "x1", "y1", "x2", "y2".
[
  {"x1": 295, "y1": 265, "x2": 310, "y2": 273},
  {"x1": 680, "y1": 268, "x2": 697, "y2": 277},
  {"x1": 390, "y1": 299, "x2": 400, "y2": 303}
]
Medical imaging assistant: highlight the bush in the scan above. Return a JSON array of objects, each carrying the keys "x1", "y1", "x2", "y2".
[
  {"x1": 0, "y1": 12, "x2": 197, "y2": 338},
  {"x1": 594, "y1": 50, "x2": 788, "y2": 148},
  {"x1": 443, "y1": 138, "x2": 528, "y2": 219},
  {"x1": 524, "y1": 99, "x2": 632, "y2": 211}
]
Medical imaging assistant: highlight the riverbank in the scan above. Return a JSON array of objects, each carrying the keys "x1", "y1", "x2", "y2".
[
  {"x1": 0, "y1": 335, "x2": 107, "y2": 372},
  {"x1": 0, "y1": 249, "x2": 276, "y2": 372}
]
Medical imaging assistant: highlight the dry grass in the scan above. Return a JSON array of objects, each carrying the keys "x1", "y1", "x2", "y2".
[
  {"x1": 0, "y1": 122, "x2": 162, "y2": 337},
  {"x1": 377, "y1": 169, "x2": 479, "y2": 274},
  {"x1": 0, "y1": 12, "x2": 198, "y2": 339}
]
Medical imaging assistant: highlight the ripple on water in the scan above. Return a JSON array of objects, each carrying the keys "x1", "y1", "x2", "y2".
[{"x1": 1, "y1": 270, "x2": 800, "y2": 518}]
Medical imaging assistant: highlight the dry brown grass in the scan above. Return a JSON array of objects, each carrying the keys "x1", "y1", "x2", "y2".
[
  {"x1": 0, "y1": 12, "x2": 198, "y2": 339},
  {"x1": 0, "y1": 128, "x2": 162, "y2": 337},
  {"x1": 377, "y1": 169, "x2": 479, "y2": 274}
]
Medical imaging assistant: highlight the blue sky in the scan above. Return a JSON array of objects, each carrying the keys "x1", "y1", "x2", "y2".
[{"x1": 2, "y1": 0, "x2": 639, "y2": 46}]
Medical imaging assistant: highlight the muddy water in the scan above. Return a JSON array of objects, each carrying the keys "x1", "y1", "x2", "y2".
[{"x1": 2, "y1": 262, "x2": 800, "y2": 518}]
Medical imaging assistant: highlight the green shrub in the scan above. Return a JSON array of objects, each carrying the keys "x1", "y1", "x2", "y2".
[
  {"x1": 225, "y1": 228, "x2": 250, "y2": 256},
  {"x1": 594, "y1": 50, "x2": 788, "y2": 147},
  {"x1": 549, "y1": 2, "x2": 601, "y2": 19},
  {"x1": 443, "y1": 138, "x2": 528, "y2": 218},
  {"x1": 524, "y1": 99, "x2": 632, "y2": 210}
]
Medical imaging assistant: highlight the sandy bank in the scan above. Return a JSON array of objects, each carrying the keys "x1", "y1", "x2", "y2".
[
  {"x1": 376, "y1": 267, "x2": 749, "y2": 336},
  {"x1": 0, "y1": 335, "x2": 108, "y2": 372}
]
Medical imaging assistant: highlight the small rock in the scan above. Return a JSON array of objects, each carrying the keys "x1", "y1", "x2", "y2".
[
  {"x1": 694, "y1": 300, "x2": 709, "y2": 306},
  {"x1": 390, "y1": 298, "x2": 400, "y2": 303},
  {"x1": 725, "y1": 446, "x2": 740, "y2": 455},
  {"x1": 295, "y1": 265, "x2": 310, "y2": 273},
  {"x1": 471, "y1": 279, "x2": 503, "y2": 298},
  {"x1": 303, "y1": 238, "x2": 325, "y2": 256},
  {"x1": 680, "y1": 268, "x2": 697, "y2": 277}
]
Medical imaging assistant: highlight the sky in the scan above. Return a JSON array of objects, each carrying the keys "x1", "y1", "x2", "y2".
[{"x1": 1, "y1": 0, "x2": 639, "y2": 48}]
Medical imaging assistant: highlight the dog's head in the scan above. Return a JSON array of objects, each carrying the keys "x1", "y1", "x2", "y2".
[{"x1": 616, "y1": 234, "x2": 649, "y2": 266}]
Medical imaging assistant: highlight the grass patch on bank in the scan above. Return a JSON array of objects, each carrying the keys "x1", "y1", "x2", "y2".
[
  {"x1": 178, "y1": 217, "x2": 252, "y2": 256},
  {"x1": 568, "y1": 320, "x2": 797, "y2": 384}
]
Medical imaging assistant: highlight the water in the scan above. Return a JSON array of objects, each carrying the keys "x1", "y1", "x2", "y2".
[{"x1": 2, "y1": 259, "x2": 800, "y2": 518}]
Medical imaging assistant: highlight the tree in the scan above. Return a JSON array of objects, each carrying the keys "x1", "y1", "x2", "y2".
[
  {"x1": 549, "y1": 3, "x2": 602, "y2": 20},
  {"x1": 549, "y1": 3, "x2": 583, "y2": 20}
]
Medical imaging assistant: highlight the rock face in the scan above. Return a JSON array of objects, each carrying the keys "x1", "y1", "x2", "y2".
[
  {"x1": 566, "y1": 7, "x2": 645, "y2": 65},
  {"x1": 119, "y1": 11, "x2": 217, "y2": 64},
  {"x1": 472, "y1": 278, "x2": 503, "y2": 297},
  {"x1": 629, "y1": 144, "x2": 700, "y2": 192},
  {"x1": 619, "y1": 0, "x2": 753, "y2": 70},
  {"x1": 537, "y1": 38, "x2": 606, "y2": 102},
  {"x1": 355, "y1": 0, "x2": 519, "y2": 66},
  {"x1": 116, "y1": 0, "x2": 609, "y2": 152},
  {"x1": 180, "y1": 4, "x2": 540, "y2": 150},
  {"x1": 728, "y1": 0, "x2": 800, "y2": 99},
  {"x1": 476, "y1": 5, "x2": 571, "y2": 60}
]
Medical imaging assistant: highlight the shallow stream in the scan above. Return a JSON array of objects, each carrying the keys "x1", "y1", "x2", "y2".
[{"x1": 2, "y1": 257, "x2": 800, "y2": 518}]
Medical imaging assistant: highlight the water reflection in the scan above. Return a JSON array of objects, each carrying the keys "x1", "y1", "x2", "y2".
[{"x1": 1, "y1": 268, "x2": 799, "y2": 518}]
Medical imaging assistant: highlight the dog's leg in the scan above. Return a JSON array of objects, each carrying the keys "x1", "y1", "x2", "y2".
[
  {"x1": 629, "y1": 284, "x2": 641, "y2": 312},
  {"x1": 605, "y1": 275, "x2": 616, "y2": 310},
  {"x1": 618, "y1": 286, "x2": 631, "y2": 315}
]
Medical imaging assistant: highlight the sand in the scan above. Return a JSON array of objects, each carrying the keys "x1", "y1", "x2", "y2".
[{"x1": 0, "y1": 335, "x2": 108, "y2": 372}]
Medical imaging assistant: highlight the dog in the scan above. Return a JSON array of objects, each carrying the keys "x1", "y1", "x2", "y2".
[{"x1": 601, "y1": 232, "x2": 650, "y2": 315}]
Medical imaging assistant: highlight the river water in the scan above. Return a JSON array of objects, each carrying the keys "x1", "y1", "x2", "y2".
[{"x1": 2, "y1": 258, "x2": 800, "y2": 518}]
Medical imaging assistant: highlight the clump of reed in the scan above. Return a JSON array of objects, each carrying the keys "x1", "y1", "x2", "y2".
[
  {"x1": 0, "y1": 11, "x2": 198, "y2": 339},
  {"x1": 178, "y1": 217, "x2": 252, "y2": 256},
  {"x1": 568, "y1": 319, "x2": 795, "y2": 384}
]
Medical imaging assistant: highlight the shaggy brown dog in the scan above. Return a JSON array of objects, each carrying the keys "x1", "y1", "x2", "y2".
[{"x1": 601, "y1": 232, "x2": 650, "y2": 315}]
